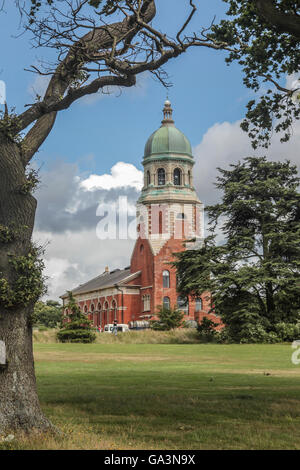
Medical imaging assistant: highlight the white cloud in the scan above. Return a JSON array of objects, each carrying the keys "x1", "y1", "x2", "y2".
[
  {"x1": 80, "y1": 161, "x2": 143, "y2": 191},
  {"x1": 34, "y1": 228, "x2": 135, "y2": 300},
  {"x1": 34, "y1": 160, "x2": 142, "y2": 299},
  {"x1": 193, "y1": 119, "x2": 300, "y2": 206}
]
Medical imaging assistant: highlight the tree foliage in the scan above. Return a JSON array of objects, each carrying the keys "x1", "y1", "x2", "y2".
[
  {"x1": 150, "y1": 305, "x2": 185, "y2": 331},
  {"x1": 211, "y1": 0, "x2": 300, "y2": 148},
  {"x1": 175, "y1": 157, "x2": 300, "y2": 342},
  {"x1": 32, "y1": 300, "x2": 63, "y2": 328},
  {"x1": 57, "y1": 292, "x2": 96, "y2": 343},
  {"x1": 197, "y1": 316, "x2": 219, "y2": 342}
]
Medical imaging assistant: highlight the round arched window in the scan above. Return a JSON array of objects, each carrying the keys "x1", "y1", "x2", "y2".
[
  {"x1": 157, "y1": 168, "x2": 166, "y2": 186},
  {"x1": 163, "y1": 270, "x2": 170, "y2": 288},
  {"x1": 174, "y1": 168, "x2": 181, "y2": 186}
]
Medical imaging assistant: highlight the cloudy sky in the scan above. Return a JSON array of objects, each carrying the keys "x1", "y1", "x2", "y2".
[{"x1": 1, "y1": 1, "x2": 299, "y2": 300}]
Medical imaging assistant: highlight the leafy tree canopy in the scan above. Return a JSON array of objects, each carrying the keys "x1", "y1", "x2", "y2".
[
  {"x1": 32, "y1": 299, "x2": 63, "y2": 328},
  {"x1": 211, "y1": 0, "x2": 300, "y2": 148}
]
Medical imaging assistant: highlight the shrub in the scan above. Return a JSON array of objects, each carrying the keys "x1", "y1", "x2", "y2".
[
  {"x1": 274, "y1": 322, "x2": 300, "y2": 342},
  {"x1": 57, "y1": 292, "x2": 96, "y2": 343},
  {"x1": 150, "y1": 305, "x2": 184, "y2": 331}
]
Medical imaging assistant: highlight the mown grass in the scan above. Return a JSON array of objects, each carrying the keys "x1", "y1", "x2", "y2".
[{"x1": 2, "y1": 341, "x2": 300, "y2": 450}]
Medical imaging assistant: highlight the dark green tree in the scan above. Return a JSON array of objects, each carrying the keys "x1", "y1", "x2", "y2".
[
  {"x1": 32, "y1": 300, "x2": 63, "y2": 328},
  {"x1": 211, "y1": 0, "x2": 300, "y2": 148},
  {"x1": 151, "y1": 305, "x2": 184, "y2": 331},
  {"x1": 57, "y1": 292, "x2": 96, "y2": 343},
  {"x1": 175, "y1": 157, "x2": 300, "y2": 342},
  {"x1": 197, "y1": 317, "x2": 219, "y2": 342}
]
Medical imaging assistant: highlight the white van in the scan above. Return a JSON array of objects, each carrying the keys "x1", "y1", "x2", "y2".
[{"x1": 103, "y1": 324, "x2": 129, "y2": 333}]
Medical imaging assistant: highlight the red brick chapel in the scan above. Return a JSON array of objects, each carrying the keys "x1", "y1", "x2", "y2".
[{"x1": 61, "y1": 100, "x2": 220, "y2": 329}]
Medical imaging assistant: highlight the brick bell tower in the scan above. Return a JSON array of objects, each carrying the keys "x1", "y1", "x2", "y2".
[{"x1": 130, "y1": 100, "x2": 207, "y2": 321}]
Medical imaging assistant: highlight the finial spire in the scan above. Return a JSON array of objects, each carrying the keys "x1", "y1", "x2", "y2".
[{"x1": 162, "y1": 98, "x2": 174, "y2": 125}]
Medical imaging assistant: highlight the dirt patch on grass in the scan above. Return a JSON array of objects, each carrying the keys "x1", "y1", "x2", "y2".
[
  {"x1": 34, "y1": 351, "x2": 171, "y2": 363},
  {"x1": 206, "y1": 367, "x2": 300, "y2": 377}
]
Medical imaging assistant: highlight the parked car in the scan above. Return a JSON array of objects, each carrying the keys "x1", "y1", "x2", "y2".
[{"x1": 103, "y1": 323, "x2": 129, "y2": 333}]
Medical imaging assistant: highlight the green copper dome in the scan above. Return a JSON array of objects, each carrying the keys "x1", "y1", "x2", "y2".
[{"x1": 144, "y1": 100, "x2": 193, "y2": 159}]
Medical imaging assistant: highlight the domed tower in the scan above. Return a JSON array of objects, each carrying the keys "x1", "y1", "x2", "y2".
[
  {"x1": 130, "y1": 100, "x2": 213, "y2": 322},
  {"x1": 136, "y1": 99, "x2": 204, "y2": 253}
]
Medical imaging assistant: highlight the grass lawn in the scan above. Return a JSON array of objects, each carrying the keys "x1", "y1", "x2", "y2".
[{"x1": 3, "y1": 341, "x2": 300, "y2": 450}]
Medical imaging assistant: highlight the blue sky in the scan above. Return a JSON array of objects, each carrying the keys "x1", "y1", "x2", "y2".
[{"x1": 1, "y1": 1, "x2": 299, "y2": 299}]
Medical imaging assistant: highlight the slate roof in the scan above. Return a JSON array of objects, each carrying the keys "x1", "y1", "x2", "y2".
[{"x1": 60, "y1": 267, "x2": 141, "y2": 299}]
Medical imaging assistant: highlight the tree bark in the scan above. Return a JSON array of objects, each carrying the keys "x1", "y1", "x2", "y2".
[
  {"x1": 254, "y1": 0, "x2": 300, "y2": 39},
  {"x1": 0, "y1": 139, "x2": 52, "y2": 433},
  {"x1": 0, "y1": 306, "x2": 52, "y2": 433}
]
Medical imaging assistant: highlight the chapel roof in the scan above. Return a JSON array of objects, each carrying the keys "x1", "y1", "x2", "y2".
[{"x1": 60, "y1": 267, "x2": 141, "y2": 299}]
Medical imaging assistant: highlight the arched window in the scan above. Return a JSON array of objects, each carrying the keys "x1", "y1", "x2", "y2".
[
  {"x1": 163, "y1": 270, "x2": 170, "y2": 288},
  {"x1": 147, "y1": 171, "x2": 151, "y2": 186},
  {"x1": 98, "y1": 303, "x2": 102, "y2": 328},
  {"x1": 195, "y1": 298, "x2": 203, "y2": 312},
  {"x1": 188, "y1": 170, "x2": 191, "y2": 186},
  {"x1": 91, "y1": 304, "x2": 95, "y2": 312},
  {"x1": 104, "y1": 301, "x2": 109, "y2": 324},
  {"x1": 84, "y1": 305, "x2": 88, "y2": 314},
  {"x1": 111, "y1": 300, "x2": 117, "y2": 322},
  {"x1": 177, "y1": 296, "x2": 189, "y2": 313},
  {"x1": 163, "y1": 296, "x2": 170, "y2": 310},
  {"x1": 174, "y1": 168, "x2": 181, "y2": 186},
  {"x1": 157, "y1": 168, "x2": 165, "y2": 186}
]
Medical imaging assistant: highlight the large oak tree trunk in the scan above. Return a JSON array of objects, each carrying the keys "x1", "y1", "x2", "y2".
[
  {"x1": 0, "y1": 139, "x2": 51, "y2": 433},
  {"x1": 0, "y1": 306, "x2": 51, "y2": 432}
]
